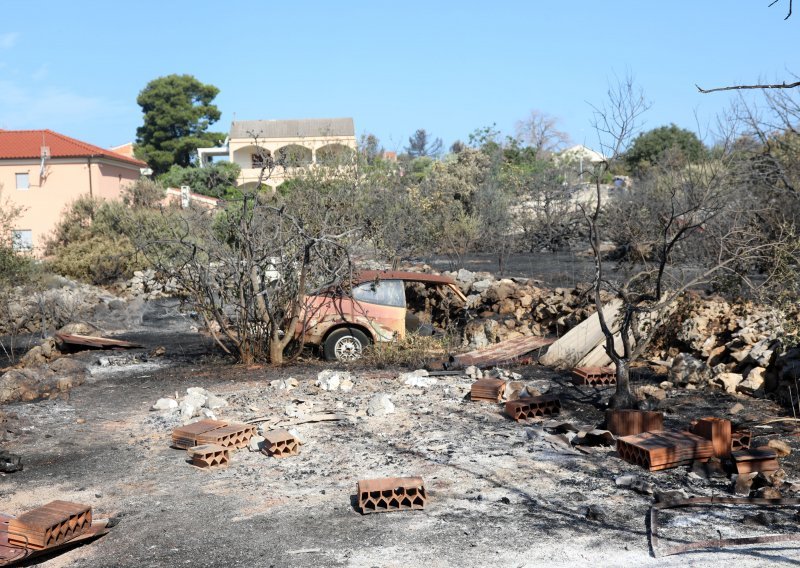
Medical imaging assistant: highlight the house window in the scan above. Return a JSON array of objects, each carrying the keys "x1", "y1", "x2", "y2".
[
  {"x1": 11, "y1": 230, "x2": 33, "y2": 252},
  {"x1": 15, "y1": 173, "x2": 29, "y2": 190}
]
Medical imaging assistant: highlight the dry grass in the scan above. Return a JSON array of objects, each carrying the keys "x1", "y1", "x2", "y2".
[{"x1": 361, "y1": 329, "x2": 461, "y2": 369}]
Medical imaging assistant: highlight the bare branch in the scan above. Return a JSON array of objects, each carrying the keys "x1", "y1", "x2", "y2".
[{"x1": 697, "y1": 80, "x2": 800, "y2": 94}]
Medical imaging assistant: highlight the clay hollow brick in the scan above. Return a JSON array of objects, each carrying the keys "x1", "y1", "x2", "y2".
[
  {"x1": 195, "y1": 423, "x2": 256, "y2": 449},
  {"x1": 262, "y1": 429, "x2": 300, "y2": 458},
  {"x1": 616, "y1": 431, "x2": 713, "y2": 472},
  {"x1": 731, "y1": 430, "x2": 752, "y2": 452},
  {"x1": 505, "y1": 395, "x2": 561, "y2": 422},
  {"x1": 171, "y1": 419, "x2": 229, "y2": 449},
  {"x1": 187, "y1": 444, "x2": 229, "y2": 469},
  {"x1": 691, "y1": 417, "x2": 732, "y2": 459},
  {"x1": 470, "y1": 378, "x2": 506, "y2": 402},
  {"x1": 356, "y1": 477, "x2": 427, "y2": 514},
  {"x1": 605, "y1": 409, "x2": 664, "y2": 437},
  {"x1": 572, "y1": 366, "x2": 616, "y2": 387},
  {"x1": 732, "y1": 447, "x2": 780, "y2": 474},
  {"x1": 7, "y1": 501, "x2": 92, "y2": 550}
]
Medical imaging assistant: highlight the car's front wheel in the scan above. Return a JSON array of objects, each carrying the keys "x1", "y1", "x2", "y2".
[{"x1": 323, "y1": 328, "x2": 370, "y2": 362}]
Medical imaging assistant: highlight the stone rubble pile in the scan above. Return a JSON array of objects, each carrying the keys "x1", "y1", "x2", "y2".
[
  {"x1": 654, "y1": 295, "x2": 800, "y2": 403},
  {"x1": 406, "y1": 268, "x2": 612, "y2": 348},
  {"x1": 0, "y1": 277, "x2": 128, "y2": 336},
  {"x1": 0, "y1": 358, "x2": 87, "y2": 404},
  {"x1": 121, "y1": 269, "x2": 181, "y2": 300}
]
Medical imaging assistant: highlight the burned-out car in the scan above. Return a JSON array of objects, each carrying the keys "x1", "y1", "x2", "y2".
[{"x1": 296, "y1": 270, "x2": 467, "y2": 362}]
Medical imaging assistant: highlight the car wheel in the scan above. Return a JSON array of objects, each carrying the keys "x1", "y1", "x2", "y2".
[{"x1": 323, "y1": 328, "x2": 370, "y2": 362}]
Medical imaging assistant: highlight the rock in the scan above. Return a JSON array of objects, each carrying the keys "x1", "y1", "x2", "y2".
[
  {"x1": 49, "y1": 357, "x2": 86, "y2": 376},
  {"x1": 733, "y1": 473, "x2": 758, "y2": 495},
  {"x1": 198, "y1": 408, "x2": 216, "y2": 420},
  {"x1": 768, "y1": 439, "x2": 791, "y2": 457},
  {"x1": 637, "y1": 384, "x2": 667, "y2": 401},
  {"x1": 402, "y1": 370, "x2": 437, "y2": 388},
  {"x1": 755, "y1": 486, "x2": 782, "y2": 499},
  {"x1": 367, "y1": 394, "x2": 395, "y2": 417},
  {"x1": 729, "y1": 402, "x2": 745, "y2": 415},
  {"x1": 737, "y1": 366, "x2": 767, "y2": 396},
  {"x1": 455, "y1": 269, "x2": 475, "y2": 285},
  {"x1": 749, "y1": 339, "x2": 777, "y2": 367},
  {"x1": 669, "y1": 354, "x2": 712, "y2": 387},
  {"x1": 57, "y1": 322, "x2": 99, "y2": 336},
  {"x1": 205, "y1": 394, "x2": 228, "y2": 410},
  {"x1": 615, "y1": 475, "x2": 653, "y2": 495},
  {"x1": 151, "y1": 398, "x2": 178, "y2": 411},
  {"x1": 654, "y1": 489, "x2": 689, "y2": 505},
  {"x1": 339, "y1": 377, "x2": 354, "y2": 392},
  {"x1": 463, "y1": 320, "x2": 490, "y2": 349},
  {"x1": 0, "y1": 450, "x2": 23, "y2": 473},
  {"x1": 248, "y1": 435, "x2": 265, "y2": 452},
  {"x1": 716, "y1": 372, "x2": 744, "y2": 394},
  {"x1": 471, "y1": 279, "x2": 493, "y2": 294},
  {"x1": 271, "y1": 378, "x2": 298, "y2": 390},
  {"x1": 285, "y1": 400, "x2": 313, "y2": 418},
  {"x1": 179, "y1": 393, "x2": 207, "y2": 419},
  {"x1": 19, "y1": 346, "x2": 48, "y2": 367},
  {"x1": 149, "y1": 346, "x2": 166, "y2": 357},
  {"x1": 186, "y1": 387, "x2": 209, "y2": 398},
  {"x1": 316, "y1": 370, "x2": 353, "y2": 391},
  {"x1": 464, "y1": 366, "x2": 482, "y2": 380}
]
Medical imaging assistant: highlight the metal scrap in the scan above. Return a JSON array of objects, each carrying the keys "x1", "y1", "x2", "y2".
[
  {"x1": 54, "y1": 333, "x2": 142, "y2": 350},
  {"x1": 443, "y1": 335, "x2": 554, "y2": 370},
  {"x1": 649, "y1": 496, "x2": 800, "y2": 557}
]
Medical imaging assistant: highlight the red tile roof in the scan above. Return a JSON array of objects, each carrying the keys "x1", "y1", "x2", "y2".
[{"x1": 0, "y1": 129, "x2": 147, "y2": 167}]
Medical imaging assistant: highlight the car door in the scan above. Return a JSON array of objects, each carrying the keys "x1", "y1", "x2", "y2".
[{"x1": 350, "y1": 279, "x2": 407, "y2": 341}]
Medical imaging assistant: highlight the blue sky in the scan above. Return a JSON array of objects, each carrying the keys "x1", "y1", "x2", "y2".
[{"x1": 1, "y1": 1, "x2": 797, "y2": 153}]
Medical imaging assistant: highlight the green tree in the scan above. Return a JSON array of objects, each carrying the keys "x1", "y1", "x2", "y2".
[
  {"x1": 135, "y1": 74, "x2": 224, "y2": 174},
  {"x1": 624, "y1": 124, "x2": 706, "y2": 173},
  {"x1": 405, "y1": 129, "x2": 443, "y2": 158},
  {"x1": 159, "y1": 162, "x2": 241, "y2": 198}
]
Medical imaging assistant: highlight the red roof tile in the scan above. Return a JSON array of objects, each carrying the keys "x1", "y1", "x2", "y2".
[{"x1": 0, "y1": 129, "x2": 147, "y2": 167}]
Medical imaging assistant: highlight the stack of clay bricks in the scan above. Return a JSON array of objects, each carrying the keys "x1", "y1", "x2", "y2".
[
  {"x1": 606, "y1": 409, "x2": 663, "y2": 437},
  {"x1": 688, "y1": 417, "x2": 777, "y2": 473},
  {"x1": 690, "y1": 417, "x2": 732, "y2": 459},
  {"x1": 731, "y1": 429, "x2": 752, "y2": 452},
  {"x1": 187, "y1": 444, "x2": 229, "y2": 469},
  {"x1": 470, "y1": 378, "x2": 506, "y2": 402},
  {"x1": 172, "y1": 419, "x2": 256, "y2": 469},
  {"x1": 262, "y1": 429, "x2": 300, "y2": 458},
  {"x1": 505, "y1": 395, "x2": 561, "y2": 422},
  {"x1": 356, "y1": 477, "x2": 427, "y2": 514},
  {"x1": 7, "y1": 501, "x2": 91, "y2": 550},
  {"x1": 572, "y1": 366, "x2": 616, "y2": 386},
  {"x1": 172, "y1": 419, "x2": 256, "y2": 450},
  {"x1": 616, "y1": 431, "x2": 713, "y2": 471}
]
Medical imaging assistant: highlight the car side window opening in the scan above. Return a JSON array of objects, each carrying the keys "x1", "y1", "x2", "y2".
[{"x1": 352, "y1": 279, "x2": 406, "y2": 308}]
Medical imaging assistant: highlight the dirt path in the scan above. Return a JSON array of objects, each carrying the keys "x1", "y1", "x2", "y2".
[{"x1": 2, "y1": 333, "x2": 800, "y2": 567}]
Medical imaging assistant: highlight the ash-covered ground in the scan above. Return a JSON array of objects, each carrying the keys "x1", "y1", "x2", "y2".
[{"x1": 2, "y1": 317, "x2": 800, "y2": 567}]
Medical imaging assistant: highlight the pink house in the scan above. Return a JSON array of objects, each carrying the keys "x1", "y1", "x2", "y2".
[{"x1": 0, "y1": 129, "x2": 147, "y2": 254}]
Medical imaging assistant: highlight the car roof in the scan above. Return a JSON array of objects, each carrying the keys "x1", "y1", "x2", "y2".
[{"x1": 354, "y1": 270, "x2": 458, "y2": 286}]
